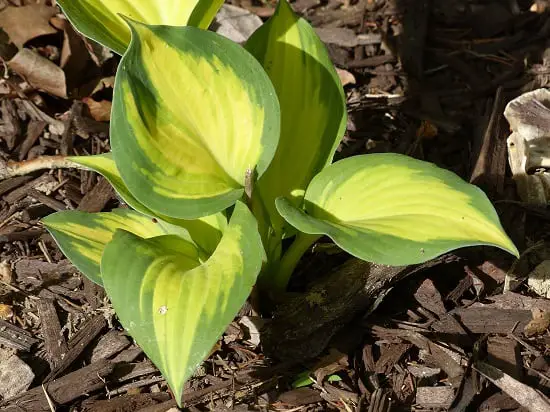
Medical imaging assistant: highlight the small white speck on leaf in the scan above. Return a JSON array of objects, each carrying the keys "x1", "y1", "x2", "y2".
[{"x1": 158, "y1": 305, "x2": 168, "y2": 315}]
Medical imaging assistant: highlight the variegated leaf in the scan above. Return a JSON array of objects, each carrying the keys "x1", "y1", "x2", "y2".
[
  {"x1": 111, "y1": 22, "x2": 280, "y2": 219},
  {"x1": 57, "y1": 0, "x2": 224, "y2": 54},
  {"x1": 42, "y1": 209, "x2": 197, "y2": 285},
  {"x1": 277, "y1": 153, "x2": 519, "y2": 266},
  {"x1": 70, "y1": 153, "x2": 227, "y2": 254},
  {"x1": 100, "y1": 201, "x2": 264, "y2": 405},
  {"x1": 245, "y1": 0, "x2": 346, "y2": 236}
]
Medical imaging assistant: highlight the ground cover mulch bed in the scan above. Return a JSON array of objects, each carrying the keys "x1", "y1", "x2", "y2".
[{"x1": 0, "y1": 0, "x2": 550, "y2": 410}]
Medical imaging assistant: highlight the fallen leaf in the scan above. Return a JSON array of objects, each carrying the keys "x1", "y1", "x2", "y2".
[
  {"x1": 214, "y1": 4, "x2": 263, "y2": 44},
  {"x1": 336, "y1": 68, "x2": 356, "y2": 87},
  {"x1": 0, "y1": 4, "x2": 57, "y2": 48},
  {"x1": 83, "y1": 98, "x2": 112, "y2": 122},
  {"x1": 8, "y1": 49, "x2": 67, "y2": 98},
  {"x1": 524, "y1": 308, "x2": 550, "y2": 337},
  {"x1": 238, "y1": 316, "x2": 264, "y2": 347},
  {"x1": 316, "y1": 27, "x2": 359, "y2": 48},
  {"x1": 531, "y1": 2, "x2": 548, "y2": 13},
  {"x1": 50, "y1": 16, "x2": 112, "y2": 68},
  {"x1": 91, "y1": 76, "x2": 115, "y2": 96},
  {"x1": 416, "y1": 120, "x2": 438, "y2": 139},
  {"x1": 528, "y1": 260, "x2": 550, "y2": 298},
  {"x1": 0, "y1": 261, "x2": 13, "y2": 284},
  {"x1": 0, "y1": 304, "x2": 13, "y2": 320}
]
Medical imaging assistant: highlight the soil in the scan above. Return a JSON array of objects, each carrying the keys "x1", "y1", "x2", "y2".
[{"x1": 0, "y1": 0, "x2": 550, "y2": 411}]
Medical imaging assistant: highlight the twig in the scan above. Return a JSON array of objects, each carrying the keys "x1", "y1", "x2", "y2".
[
  {"x1": 0, "y1": 156, "x2": 82, "y2": 181},
  {"x1": 41, "y1": 384, "x2": 56, "y2": 412},
  {"x1": 107, "y1": 376, "x2": 165, "y2": 397}
]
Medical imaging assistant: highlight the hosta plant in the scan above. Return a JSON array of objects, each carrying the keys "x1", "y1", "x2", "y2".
[{"x1": 43, "y1": 0, "x2": 519, "y2": 405}]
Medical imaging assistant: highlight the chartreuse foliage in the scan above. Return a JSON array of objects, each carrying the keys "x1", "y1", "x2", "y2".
[
  {"x1": 245, "y1": 0, "x2": 346, "y2": 242},
  {"x1": 57, "y1": 0, "x2": 224, "y2": 54},
  {"x1": 111, "y1": 22, "x2": 279, "y2": 219},
  {"x1": 45, "y1": 0, "x2": 519, "y2": 406},
  {"x1": 101, "y1": 201, "x2": 263, "y2": 404}
]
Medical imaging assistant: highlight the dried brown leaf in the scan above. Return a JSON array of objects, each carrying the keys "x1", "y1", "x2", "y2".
[
  {"x1": 8, "y1": 49, "x2": 67, "y2": 98},
  {"x1": 0, "y1": 4, "x2": 57, "y2": 48},
  {"x1": 524, "y1": 308, "x2": 550, "y2": 337},
  {"x1": 91, "y1": 76, "x2": 115, "y2": 95},
  {"x1": 0, "y1": 304, "x2": 13, "y2": 320},
  {"x1": 83, "y1": 98, "x2": 111, "y2": 122},
  {"x1": 336, "y1": 68, "x2": 356, "y2": 87}
]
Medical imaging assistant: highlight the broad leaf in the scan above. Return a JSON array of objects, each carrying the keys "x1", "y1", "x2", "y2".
[
  {"x1": 276, "y1": 153, "x2": 519, "y2": 265},
  {"x1": 111, "y1": 22, "x2": 280, "y2": 219},
  {"x1": 57, "y1": 0, "x2": 224, "y2": 55},
  {"x1": 70, "y1": 153, "x2": 227, "y2": 254},
  {"x1": 245, "y1": 0, "x2": 346, "y2": 235},
  {"x1": 43, "y1": 209, "x2": 197, "y2": 285},
  {"x1": 100, "y1": 201, "x2": 264, "y2": 405}
]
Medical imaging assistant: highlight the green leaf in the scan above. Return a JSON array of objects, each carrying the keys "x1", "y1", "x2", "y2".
[
  {"x1": 100, "y1": 201, "x2": 264, "y2": 406},
  {"x1": 276, "y1": 153, "x2": 519, "y2": 265},
  {"x1": 292, "y1": 371, "x2": 342, "y2": 388},
  {"x1": 57, "y1": 0, "x2": 224, "y2": 55},
  {"x1": 70, "y1": 153, "x2": 227, "y2": 254},
  {"x1": 111, "y1": 22, "x2": 280, "y2": 219},
  {"x1": 245, "y1": 0, "x2": 346, "y2": 235},
  {"x1": 42, "y1": 209, "x2": 196, "y2": 285}
]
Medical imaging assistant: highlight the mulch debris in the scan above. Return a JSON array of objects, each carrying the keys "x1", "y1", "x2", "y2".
[{"x1": 1, "y1": 0, "x2": 550, "y2": 410}]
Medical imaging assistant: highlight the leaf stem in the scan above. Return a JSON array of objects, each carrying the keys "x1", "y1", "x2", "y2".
[{"x1": 272, "y1": 232, "x2": 320, "y2": 292}]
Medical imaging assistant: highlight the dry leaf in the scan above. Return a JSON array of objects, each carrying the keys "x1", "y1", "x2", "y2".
[
  {"x1": 531, "y1": 2, "x2": 548, "y2": 13},
  {"x1": 416, "y1": 120, "x2": 438, "y2": 139},
  {"x1": 0, "y1": 261, "x2": 12, "y2": 284},
  {"x1": 524, "y1": 308, "x2": 550, "y2": 337},
  {"x1": 0, "y1": 4, "x2": 57, "y2": 48},
  {"x1": 83, "y1": 97, "x2": 112, "y2": 122},
  {"x1": 0, "y1": 304, "x2": 13, "y2": 320},
  {"x1": 528, "y1": 260, "x2": 550, "y2": 298},
  {"x1": 316, "y1": 27, "x2": 359, "y2": 48},
  {"x1": 214, "y1": 4, "x2": 263, "y2": 44},
  {"x1": 50, "y1": 15, "x2": 112, "y2": 68},
  {"x1": 8, "y1": 49, "x2": 67, "y2": 98},
  {"x1": 91, "y1": 76, "x2": 115, "y2": 96},
  {"x1": 336, "y1": 68, "x2": 356, "y2": 87}
]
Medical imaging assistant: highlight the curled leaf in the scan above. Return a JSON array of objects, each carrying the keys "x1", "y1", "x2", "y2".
[
  {"x1": 111, "y1": 22, "x2": 279, "y2": 219},
  {"x1": 100, "y1": 201, "x2": 264, "y2": 405}
]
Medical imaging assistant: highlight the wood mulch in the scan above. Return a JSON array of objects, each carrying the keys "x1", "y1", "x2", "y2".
[{"x1": 1, "y1": 0, "x2": 550, "y2": 411}]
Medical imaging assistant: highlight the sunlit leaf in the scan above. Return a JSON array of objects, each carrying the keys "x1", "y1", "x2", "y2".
[
  {"x1": 100, "y1": 201, "x2": 264, "y2": 405},
  {"x1": 111, "y1": 22, "x2": 279, "y2": 219},
  {"x1": 70, "y1": 153, "x2": 227, "y2": 254},
  {"x1": 57, "y1": 0, "x2": 224, "y2": 55},
  {"x1": 43, "y1": 209, "x2": 196, "y2": 285},
  {"x1": 245, "y1": 0, "x2": 346, "y2": 236},
  {"x1": 277, "y1": 153, "x2": 519, "y2": 265}
]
